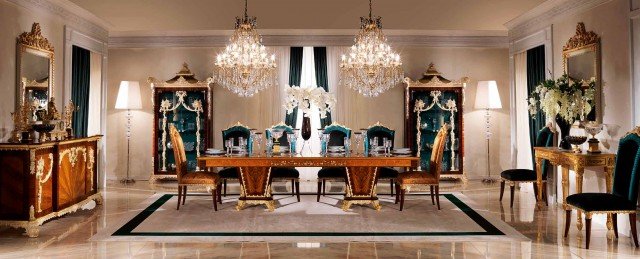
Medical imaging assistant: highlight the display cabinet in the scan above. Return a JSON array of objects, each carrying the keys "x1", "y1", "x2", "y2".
[
  {"x1": 149, "y1": 64, "x2": 212, "y2": 181},
  {"x1": 404, "y1": 63, "x2": 468, "y2": 180}
]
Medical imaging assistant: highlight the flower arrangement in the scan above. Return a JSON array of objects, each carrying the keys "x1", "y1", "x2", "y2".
[
  {"x1": 284, "y1": 85, "x2": 336, "y2": 119},
  {"x1": 528, "y1": 74, "x2": 596, "y2": 122}
]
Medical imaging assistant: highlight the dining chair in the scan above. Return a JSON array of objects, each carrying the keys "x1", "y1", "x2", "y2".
[
  {"x1": 265, "y1": 123, "x2": 301, "y2": 202},
  {"x1": 564, "y1": 127, "x2": 640, "y2": 249},
  {"x1": 499, "y1": 126, "x2": 554, "y2": 208},
  {"x1": 169, "y1": 124, "x2": 221, "y2": 211},
  {"x1": 317, "y1": 123, "x2": 352, "y2": 202},
  {"x1": 364, "y1": 122, "x2": 399, "y2": 196},
  {"x1": 219, "y1": 122, "x2": 252, "y2": 196},
  {"x1": 395, "y1": 125, "x2": 448, "y2": 211}
]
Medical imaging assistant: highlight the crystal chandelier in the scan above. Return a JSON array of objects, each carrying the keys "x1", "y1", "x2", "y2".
[
  {"x1": 340, "y1": 0, "x2": 403, "y2": 97},
  {"x1": 215, "y1": 0, "x2": 276, "y2": 97}
]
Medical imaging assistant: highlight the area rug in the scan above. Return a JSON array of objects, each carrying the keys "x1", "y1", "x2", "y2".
[{"x1": 90, "y1": 193, "x2": 528, "y2": 243}]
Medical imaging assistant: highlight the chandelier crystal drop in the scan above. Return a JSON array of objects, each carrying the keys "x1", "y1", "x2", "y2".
[
  {"x1": 215, "y1": 0, "x2": 277, "y2": 97},
  {"x1": 339, "y1": 0, "x2": 404, "y2": 97}
]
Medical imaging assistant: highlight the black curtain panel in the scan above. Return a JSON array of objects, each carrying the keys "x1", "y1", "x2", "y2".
[
  {"x1": 314, "y1": 47, "x2": 332, "y2": 128},
  {"x1": 284, "y1": 47, "x2": 303, "y2": 127},
  {"x1": 71, "y1": 45, "x2": 91, "y2": 138},
  {"x1": 526, "y1": 45, "x2": 546, "y2": 164}
]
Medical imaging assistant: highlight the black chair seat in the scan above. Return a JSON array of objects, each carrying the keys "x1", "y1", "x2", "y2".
[
  {"x1": 567, "y1": 193, "x2": 637, "y2": 212},
  {"x1": 378, "y1": 167, "x2": 399, "y2": 179},
  {"x1": 271, "y1": 167, "x2": 300, "y2": 179},
  {"x1": 318, "y1": 167, "x2": 346, "y2": 178},
  {"x1": 500, "y1": 169, "x2": 537, "y2": 181},
  {"x1": 218, "y1": 167, "x2": 239, "y2": 178}
]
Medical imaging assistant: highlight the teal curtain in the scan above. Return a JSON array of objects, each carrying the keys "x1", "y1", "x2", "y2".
[
  {"x1": 71, "y1": 46, "x2": 91, "y2": 138},
  {"x1": 284, "y1": 47, "x2": 303, "y2": 127},
  {"x1": 314, "y1": 47, "x2": 332, "y2": 128},
  {"x1": 526, "y1": 45, "x2": 546, "y2": 165}
]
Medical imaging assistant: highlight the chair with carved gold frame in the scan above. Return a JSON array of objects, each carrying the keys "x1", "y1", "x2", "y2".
[
  {"x1": 364, "y1": 122, "x2": 399, "y2": 196},
  {"x1": 265, "y1": 123, "x2": 301, "y2": 202},
  {"x1": 317, "y1": 123, "x2": 352, "y2": 202},
  {"x1": 563, "y1": 127, "x2": 640, "y2": 249},
  {"x1": 218, "y1": 122, "x2": 253, "y2": 196},
  {"x1": 395, "y1": 125, "x2": 448, "y2": 211},
  {"x1": 169, "y1": 124, "x2": 221, "y2": 211}
]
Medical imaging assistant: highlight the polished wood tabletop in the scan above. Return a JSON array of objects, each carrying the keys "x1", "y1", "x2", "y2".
[{"x1": 197, "y1": 153, "x2": 419, "y2": 167}]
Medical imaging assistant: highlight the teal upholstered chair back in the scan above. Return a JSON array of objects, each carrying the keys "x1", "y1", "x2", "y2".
[
  {"x1": 534, "y1": 126, "x2": 555, "y2": 178},
  {"x1": 222, "y1": 123, "x2": 253, "y2": 153},
  {"x1": 612, "y1": 129, "x2": 640, "y2": 205},
  {"x1": 265, "y1": 124, "x2": 295, "y2": 149},
  {"x1": 322, "y1": 123, "x2": 351, "y2": 152},
  {"x1": 364, "y1": 123, "x2": 395, "y2": 154}
]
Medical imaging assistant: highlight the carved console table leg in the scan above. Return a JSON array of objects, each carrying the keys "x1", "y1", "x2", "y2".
[
  {"x1": 561, "y1": 166, "x2": 570, "y2": 210},
  {"x1": 605, "y1": 165, "x2": 615, "y2": 231},
  {"x1": 575, "y1": 167, "x2": 584, "y2": 230},
  {"x1": 343, "y1": 167, "x2": 380, "y2": 211},
  {"x1": 535, "y1": 157, "x2": 545, "y2": 206},
  {"x1": 237, "y1": 167, "x2": 274, "y2": 211}
]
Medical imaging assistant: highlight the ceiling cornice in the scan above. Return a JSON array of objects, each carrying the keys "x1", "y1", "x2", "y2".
[
  {"x1": 5, "y1": 0, "x2": 111, "y2": 41},
  {"x1": 505, "y1": 0, "x2": 612, "y2": 41}
]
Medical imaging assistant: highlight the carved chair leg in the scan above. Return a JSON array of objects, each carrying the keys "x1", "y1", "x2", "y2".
[
  {"x1": 430, "y1": 186, "x2": 435, "y2": 205},
  {"x1": 295, "y1": 181, "x2": 300, "y2": 202},
  {"x1": 509, "y1": 184, "x2": 515, "y2": 208},
  {"x1": 532, "y1": 182, "x2": 538, "y2": 201},
  {"x1": 564, "y1": 210, "x2": 571, "y2": 238},
  {"x1": 317, "y1": 181, "x2": 322, "y2": 202},
  {"x1": 212, "y1": 188, "x2": 218, "y2": 211},
  {"x1": 177, "y1": 186, "x2": 182, "y2": 210},
  {"x1": 435, "y1": 185, "x2": 440, "y2": 210},
  {"x1": 223, "y1": 179, "x2": 227, "y2": 197},
  {"x1": 182, "y1": 186, "x2": 187, "y2": 205},
  {"x1": 322, "y1": 179, "x2": 326, "y2": 196},
  {"x1": 395, "y1": 183, "x2": 400, "y2": 204},
  {"x1": 631, "y1": 213, "x2": 639, "y2": 247},
  {"x1": 399, "y1": 188, "x2": 406, "y2": 211},
  {"x1": 390, "y1": 179, "x2": 394, "y2": 197},
  {"x1": 218, "y1": 185, "x2": 222, "y2": 204},
  {"x1": 499, "y1": 181, "x2": 505, "y2": 201},
  {"x1": 612, "y1": 213, "x2": 618, "y2": 239},
  {"x1": 585, "y1": 216, "x2": 592, "y2": 249},
  {"x1": 291, "y1": 179, "x2": 295, "y2": 196}
]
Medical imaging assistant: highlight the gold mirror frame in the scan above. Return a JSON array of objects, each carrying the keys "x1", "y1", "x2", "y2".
[
  {"x1": 16, "y1": 23, "x2": 55, "y2": 108},
  {"x1": 562, "y1": 22, "x2": 601, "y2": 122}
]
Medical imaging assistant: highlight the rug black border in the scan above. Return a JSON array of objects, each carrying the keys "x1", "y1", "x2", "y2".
[{"x1": 112, "y1": 194, "x2": 504, "y2": 237}]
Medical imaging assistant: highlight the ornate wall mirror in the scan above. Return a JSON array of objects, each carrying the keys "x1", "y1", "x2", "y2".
[
  {"x1": 16, "y1": 23, "x2": 54, "y2": 110},
  {"x1": 563, "y1": 22, "x2": 601, "y2": 122}
]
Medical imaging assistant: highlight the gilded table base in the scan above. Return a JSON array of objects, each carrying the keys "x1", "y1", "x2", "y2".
[
  {"x1": 343, "y1": 167, "x2": 381, "y2": 211},
  {"x1": 236, "y1": 167, "x2": 274, "y2": 212},
  {"x1": 236, "y1": 199, "x2": 276, "y2": 212},
  {"x1": 341, "y1": 199, "x2": 381, "y2": 211}
]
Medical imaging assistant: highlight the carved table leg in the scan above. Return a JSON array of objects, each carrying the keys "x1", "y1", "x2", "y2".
[
  {"x1": 25, "y1": 224, "x2": 40, "y2": 238},
  {"x1": 605, "y1": 165, "x2": 615, "y2": 231},
  {"x1": 236, "y1": 167, "x2": 274, "y2": 211},
  {"x1": 562, "y1": 166, "x2": 570, "y2": 210},
  {"x1": 343, "y1": 167, "x2": 380, "y2": 211},
  {"x1": 535, "y1": 157, "x2": 544, "y2": 206},
  {"x1": 575, "y1": 167, "x2": 584, "y2": 230}
]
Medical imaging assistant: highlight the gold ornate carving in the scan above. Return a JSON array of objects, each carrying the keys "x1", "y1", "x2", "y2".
[
  {"x1": 36, "y1": 154, "x2": 53, "y2": 213},
  {"x1": 18, "y1": 23, "x2": 54, "y2": 52},
  {"x1": 158, "y1": 91, "x2": 204, "y2": 171},
  {"x1": 365, "y1": 121, "x2": 393, "y2": 131},
  {"x1": 88, "y1": 147, "x2": 95, "y2": 191},
  {"x1": 59, "y1": 147, "x2": 87, "y2": 167},
  {"x1": 626, "y1": 126, "x2": 640, "y2": 138},
  {"x1": 563, "y1": 22, "x2": 600, "y2": 51}
]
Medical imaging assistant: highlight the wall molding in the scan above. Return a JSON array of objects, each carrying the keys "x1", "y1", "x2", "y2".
[
  {"x1": 5, "y1": 0, "x2": 110, "y2": 41},
  {"x1": 108, "y1": 34, "x2": 508, "y2": 49},
  {"x1": 506, "y1": 0, "x2": 613, "y2": 41}
]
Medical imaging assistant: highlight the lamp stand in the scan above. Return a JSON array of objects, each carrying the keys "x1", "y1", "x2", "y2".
[
  {"x1": 482, "y1": 109, "x2": 496, "y2": 184},
  {"x1": 120, "y1": 109, "x2": 135, "y2": 184}
]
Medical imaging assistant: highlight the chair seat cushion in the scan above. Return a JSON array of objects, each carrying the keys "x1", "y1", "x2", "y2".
[
  {"x1": 318, "y1": 167, "x2": 346, "y2": 179},
  {"x1": 218, "y1": 167, "x2": 239, "y2": 179},
  {"x1": 181, "y1": 172, "x2": 220, "y2": 185},
  {"x1": 500, "y1": 169, "x2": 537, "y2": 181},
  {"x1": 397, "y1": 171, "x2": 438, "y2": 185},
  {"x1": 378, "y1": 167, "x2": 399, "y2": 179},
  {"x1": 271, "y1": 167, "x2": 300, "y2": 179},
  {"x1": 566, "y1": 193, "x2": 637, "y2": 212}
]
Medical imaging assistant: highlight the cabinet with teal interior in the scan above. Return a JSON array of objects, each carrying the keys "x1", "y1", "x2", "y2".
[
  {"x1": 404, "y1": 63, "x2": 467, "y2": 180},
  {"x1": 149, "y1": 63, "x2": 212, "y2": 181}
]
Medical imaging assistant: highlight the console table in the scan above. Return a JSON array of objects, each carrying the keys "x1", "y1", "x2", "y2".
[
  {"x1": 533, "y1": 147, "x2": 616, "y2": 231},
  {"x1": 198, "y1": 155, "x2": 419, "y2": 212},
  {"x1": 0, "y1": 136, "x2": 102, "y2": 237}
]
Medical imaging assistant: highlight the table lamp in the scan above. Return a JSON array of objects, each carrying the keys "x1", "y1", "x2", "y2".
[
  {"x1": 474, "y1": 80, "x2": 502, "y2": 183},
  {"x1": 115, "y1": 81, "x2": 142, "y2": 184}
]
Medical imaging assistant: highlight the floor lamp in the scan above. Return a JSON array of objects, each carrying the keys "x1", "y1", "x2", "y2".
[
  {"x1": 474, "y1": 80, "x2": 502, "y2": 183},
  {"x1": 115, "y1": 81, "x2": 142, "y2": 184}
]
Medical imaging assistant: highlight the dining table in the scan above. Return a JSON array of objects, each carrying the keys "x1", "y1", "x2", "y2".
[{"x1": 197, "y1": 153, "x2": 419, "y2": 212}]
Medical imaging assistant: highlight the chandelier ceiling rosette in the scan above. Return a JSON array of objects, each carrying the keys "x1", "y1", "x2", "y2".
[
  {"x1": 340, "y1": 0, "x2": 404, "y2": 97},
  {"x1": 215, "y1": 0, "x2": 277, "y2": 97}
]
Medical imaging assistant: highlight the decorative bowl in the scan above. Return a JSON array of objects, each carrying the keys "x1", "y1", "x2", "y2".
[
  {"x1": 565, "y1": 136, "x2": 588, "y2": 153},
  {"x1": 32, "y1": 123, "x2": 55, "y2": 142}
]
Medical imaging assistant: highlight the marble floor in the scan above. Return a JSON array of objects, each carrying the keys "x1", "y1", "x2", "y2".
[{"x1": 0, "y1": 180, "x2": 638, "y2": 258}]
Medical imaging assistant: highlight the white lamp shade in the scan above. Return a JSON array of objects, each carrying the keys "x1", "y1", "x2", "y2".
[
  {"x1": 474, "y1": 80, "x2": 502, "y2": 109},
  {"x1": 115, "y1": 81, "x2": 142, "y2": 110}
]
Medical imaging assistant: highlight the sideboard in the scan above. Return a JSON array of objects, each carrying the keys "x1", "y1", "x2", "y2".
[{"x1": 0, "y1": 136, "x2": 102, "y2": 237}]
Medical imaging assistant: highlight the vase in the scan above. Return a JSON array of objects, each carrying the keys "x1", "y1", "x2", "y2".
[
  {"x1": 301, "y1": 116, "x2": 312, "y2": 141},
  {"x1": 556, "y1": 115, "x2": 573, "y2": 150}
]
